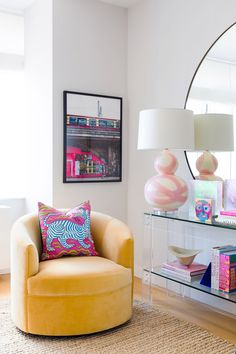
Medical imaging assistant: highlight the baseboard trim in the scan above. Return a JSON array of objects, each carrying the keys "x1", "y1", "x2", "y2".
[{"x1": 0, "y1": 268, "x2": 10, "y2": 274}]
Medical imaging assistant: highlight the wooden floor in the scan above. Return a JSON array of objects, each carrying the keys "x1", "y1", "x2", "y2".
[
  {"x1": 0, "y1": 273, "x2": 10, "y2": 299},
  {"x1": 134, "y1": 277, "x2": 236, "y2": 345},
  {"x1": 1, "y1": 274, "x2": 236, "y2": 344}
]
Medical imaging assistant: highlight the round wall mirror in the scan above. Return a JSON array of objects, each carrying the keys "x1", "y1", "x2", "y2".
[{"x1": 185, "y1": 23, "x2": 236, "y2": 180}]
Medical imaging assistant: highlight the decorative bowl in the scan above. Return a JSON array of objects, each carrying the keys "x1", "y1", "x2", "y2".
[{"x1": 168, "y1": 245, "x2": 202, "y2": 266}]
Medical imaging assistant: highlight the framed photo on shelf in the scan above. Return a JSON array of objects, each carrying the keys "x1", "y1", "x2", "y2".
[{"x1": 63, "y1": 91, "x2": 122, "y2": 183}]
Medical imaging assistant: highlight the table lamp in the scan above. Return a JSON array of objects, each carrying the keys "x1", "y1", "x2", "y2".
[
  {"x1": 194, "y1": 113, "x2": 234, "y2": 181},
  {"x1": 137, "y1": 108, "x2": 194, "y2": 212}
]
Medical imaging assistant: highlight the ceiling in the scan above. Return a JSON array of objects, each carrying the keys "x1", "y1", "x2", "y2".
[
  {"x1": 101, "y1": 0, "x2": 139, "y2": 7},
  {"x1": 0, "y1": 0, "x2": 139, "y2": 14}
]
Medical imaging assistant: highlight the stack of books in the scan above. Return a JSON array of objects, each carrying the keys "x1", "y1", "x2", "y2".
[
  {"x1": 211, "y1": 245, "x2": 236, "y2": 292},
  {"x1": 213, "y1": 210, "x2": 236, "y2": 227},
  {"x1": 219, "y1": 251, "x2": 236, "y2": 292},
  {"x1": 160, "y1": 260, "x2": 207, "y2": 282},
  {"x1": 213, "y1": 215, "x2": 236, "y2": 227},
  {"x1": 220, "y1": 210, "x2": 236, "y2": 217}
]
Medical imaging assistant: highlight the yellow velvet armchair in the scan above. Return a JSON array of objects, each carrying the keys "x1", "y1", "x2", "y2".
[{"x1": 11, "y1": 211, "x2": 133, "y2": 336}]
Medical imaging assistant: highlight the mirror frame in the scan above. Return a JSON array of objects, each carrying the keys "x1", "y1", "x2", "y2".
[{"x1": 184, "y1": 22, "x2": 236, "y2": 180}]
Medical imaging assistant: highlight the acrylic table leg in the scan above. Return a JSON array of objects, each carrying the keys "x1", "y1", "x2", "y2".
[
  {"x1": 142, "y1": 269, "x2": 152, "y2": 304},
  {"x1": 142, "y1": 213, "x2": 153, "y2": 305}
]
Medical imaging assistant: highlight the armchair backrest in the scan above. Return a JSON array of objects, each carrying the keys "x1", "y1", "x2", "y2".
[
  {"x1": 12, "y1": 211, "x2": 133, "y2": 271},
  {"x1": 12, "y1": 213, "x2": 42, "y2": 257},
  {"x1": 90, "y1": 211, "x2": 133, "y2": 271}
]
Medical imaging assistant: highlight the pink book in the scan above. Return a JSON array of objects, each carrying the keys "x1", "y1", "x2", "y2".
[
  {"x1": 162, "y1": 261, "x2": 207, "y2": 276},
  {"x1": 220, "y1": 210, "x2": 236, "y2": 217},
  {"x1": 219, "y1": 252, "x2": 236, "y2": 292}
]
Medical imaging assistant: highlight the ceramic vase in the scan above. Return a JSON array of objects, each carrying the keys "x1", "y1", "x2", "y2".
[
  {"x1": 144, "y1": 149, "x2": 188, "y2": 211},
  {"x1": 195, "y1": 151, "x2": 223, "y2": 181}
]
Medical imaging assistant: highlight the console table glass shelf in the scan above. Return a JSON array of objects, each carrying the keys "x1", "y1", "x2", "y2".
[
  {"x1": 144, "y1": 211, "x2": 236, "y2": 231},
  {"x1": 144, "y1": 266, "x2": 236, "y2": 303},
  {"x1": 143, "y1": 211, "x2": 236, "y2": 306}
]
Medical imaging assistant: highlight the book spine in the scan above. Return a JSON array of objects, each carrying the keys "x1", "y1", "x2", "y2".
[
  {"x1": 162, "y1": 266, "x2": 205, "y2": 277},
  {"x1": 212, "y1": 246, "x2": 236, "y2": 290},
  {"x1": 211, "y1": 248, "x2": 214, "y2": 289},
  {"x1": 219, "y1": 254, "x2": 236, "y2": 293},
  {"x1": 220, "y1": 210, "x2": 236, "y2": 217},
  {"x1": 161, "y1": 268, "x2": 191, "y2": 282},
  {"x1": 219, "y1": 254, "x2": 230, "y2": 292},
  {"x1": 162, "y1": 264, "x2": 189, "y2": 275},
  {"x1": 211, "y1": 248, "x2": 219, "y2": 290},
  {"x1": 230, "y1": 267, "x2": 236, "y2": 291},
  {"x1": 215, "y1": 249, "x2": 220, "y2": 290},
  {"x1": 161, "y1": 264, "x2": 199, "y2": 276}
]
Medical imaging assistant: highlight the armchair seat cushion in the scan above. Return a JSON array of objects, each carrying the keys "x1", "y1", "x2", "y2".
[{"x1": 27, "y1": 256, "x2": 131, "y2": 297}]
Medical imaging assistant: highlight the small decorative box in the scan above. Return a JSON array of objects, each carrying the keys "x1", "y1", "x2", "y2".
[
  {"x1": 189, "y1": 180, "x2": 222, "y2": 218},
  {"x1": 195, "y1": 198, "x2": 213, "y2": 223}
]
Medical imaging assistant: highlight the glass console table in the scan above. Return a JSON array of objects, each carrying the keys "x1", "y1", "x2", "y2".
[{"x1": 142, "y1": 211, "x2": 236, "y2": 306}]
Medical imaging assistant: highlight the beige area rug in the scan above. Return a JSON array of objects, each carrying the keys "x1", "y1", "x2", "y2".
[{"x1": 0, "y1": 300, "x2": 235, "y2": 354}]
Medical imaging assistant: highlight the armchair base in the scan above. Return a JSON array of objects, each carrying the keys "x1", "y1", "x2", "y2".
[{"x1": 26, "y1": 285, "x2": 132, "y2": 336}]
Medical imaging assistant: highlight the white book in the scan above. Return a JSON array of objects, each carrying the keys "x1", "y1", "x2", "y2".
[{"x1": 160, "y1": 268, "x2": 192, "y2": 282}]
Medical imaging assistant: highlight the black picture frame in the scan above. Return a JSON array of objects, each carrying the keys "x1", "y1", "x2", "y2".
[{"x1": 63, "y1": 91, "x2": 122, "y2": 183}]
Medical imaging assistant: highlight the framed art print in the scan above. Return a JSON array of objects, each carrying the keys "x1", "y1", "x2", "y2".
[{"x1": 63, "y1": 91, "x2": 122, "y2": 183}]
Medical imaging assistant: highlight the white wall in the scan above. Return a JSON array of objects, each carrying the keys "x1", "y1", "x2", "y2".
[
  {"x1": 0, "y1": 198, "x2": 26, "y2": 273},
  {"x1": 52, "y1": 0, "x2": 128, "y2": 221},
  {"x1": 24, "y1": 0, "x2": 53, "y2": 211},
  {"x1": 0, "y1": 12, "x2": 24, "y2": 55},
  {"x1": 128, "y1": 0, "x2": 236, "y2": 313}
]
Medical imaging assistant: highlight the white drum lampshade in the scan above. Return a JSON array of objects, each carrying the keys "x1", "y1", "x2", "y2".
[
  {"x1": 194, "y1": 113, "x2": 234, "y2": 181},
  {"x1": 138, "y1": 108, "x2": 194, "y2": 151},
  {"x1": 137, "y1": 108, "x2": 194, "y2": 211}
]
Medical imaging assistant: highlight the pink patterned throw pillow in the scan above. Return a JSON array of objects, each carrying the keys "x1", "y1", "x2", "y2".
[{"x1": 38, "y1": 201, "x2": 97, "y2": 261}]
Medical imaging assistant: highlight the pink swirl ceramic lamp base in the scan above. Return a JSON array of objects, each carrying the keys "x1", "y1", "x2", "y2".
[
  {"x1": 195, "y1": 151, "x2": 223, "y2": 181},
  {"x1": 144, "y1": 149, "x2": 188, "y2": 211}
]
